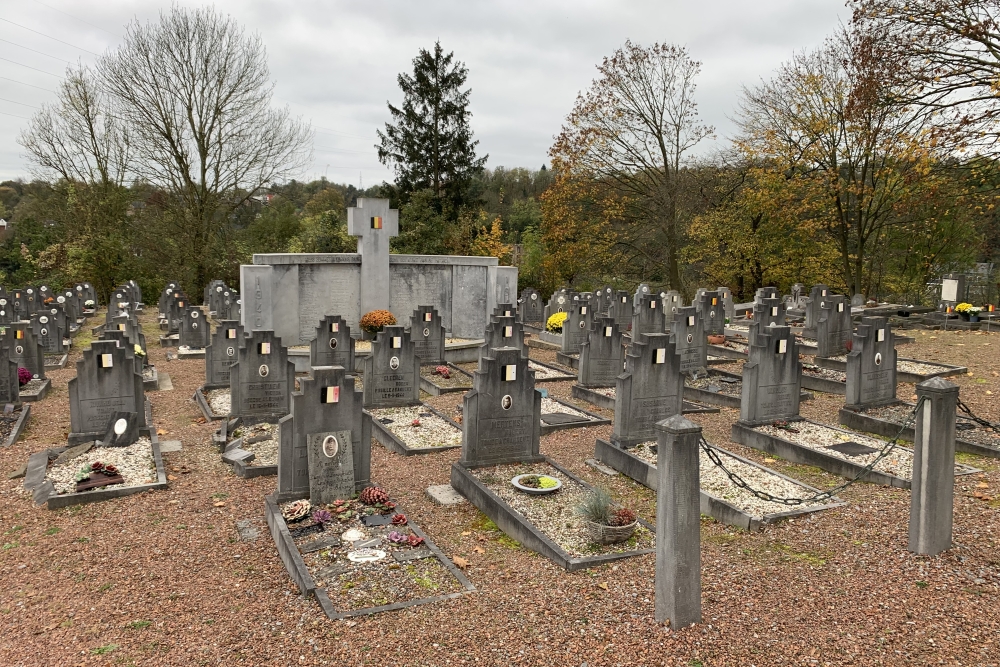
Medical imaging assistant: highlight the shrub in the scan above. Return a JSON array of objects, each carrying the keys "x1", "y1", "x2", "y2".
[
  {"x1": 359, "y1": 309, "x2": 396, "y2": 334},
  {"x1": 17, "y1": 367, "x2": 31, "y2": 386}
]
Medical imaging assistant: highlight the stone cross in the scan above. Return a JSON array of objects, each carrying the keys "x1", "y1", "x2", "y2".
[
  {"x1": 347, "y1": 198, "x2": 399, "y2": 315},
  {"x1": 612, "y1": 332, "x2": 684, "y2": 447}
]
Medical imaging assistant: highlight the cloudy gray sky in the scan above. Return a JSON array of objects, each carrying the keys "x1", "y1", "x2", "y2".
[{"x1": 0, "y1": 0, "x2": 847, "y2": 185}]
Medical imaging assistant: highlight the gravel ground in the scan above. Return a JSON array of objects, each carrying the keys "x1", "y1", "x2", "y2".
[
  {"x1": 0, "y1": 315, "x2": 999, "y2": 665},
  {"x1": 686, "y1": 375, "x2": 743, "y2": 397},
  {"x1": 419, "y1": 365, "x2": 472, "y2": 389},
  {"x1": 0, "y1": 409, "x2": 21, "y2": 444},
  {"x1": 528, "y1": 360, "x2": 573, "y2": 380},
  {"x1": 628, "y1": 441, "x2": 834, "y2": 516},
  {"x1": 232, "y1": 421, "x2": 280, "y2": 466},
  {"x1": 802, "y1": 364, "x2": 847, "y2": 382},
  {"x1": 20, "y1": 378, "x2": 45, "y2": 393},
  {"x1": 472, "y1": 462, "x2": 654, "y2": 558},
  {"x1": 45, "y1": 438, "x2": 155, "y2": 495},
  {"x1": 721, "y1": 340, "x2": 749, "y2": 354},
  {"x1": 540, "y1": 397, "x2": 588, "y2": 419},
  {"x1": 369, "y1": 406, "x2": 461, "y2": 449},
  {"x1": 205, "y1": 388, "x2": 231, "y2": 415}
]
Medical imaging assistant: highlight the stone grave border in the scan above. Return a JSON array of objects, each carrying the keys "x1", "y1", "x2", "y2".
[
  {"x1": 0, "y1": 404, "x2": 31, "y2": 448},
  {"x1": 529, "y1": 359, "x2": 576, "y2": 383},
  {"x1": 707, "y1": 343, "x2": 748, "y2": 360},
  {"x1": 418, "y1": 362, "x2": 473, "y2": 396},
  {"x1": 839, "y1": 403, "x2": 1000, "y2": 459},
  {"x1": 213, "y1": 417, "x2": 239, "y2": 450},
  {"x1": 569, "y1": 383, "x2": 721, "y2": 415},
  {"x1": 539, "y1": 396, "x2": 611, "y2": 435},
  {"x1": 143, "y1": 366, "x2": 159, "y2": 392},
  {"x1": 681, "y1": 370, "x2": 815, "y2": 409},
  {"x1": 159, "y1": 333, "x2": 179, "y2": 347},
  {"x1": 731, "y1": 418, "x2": 980, "y2": 489},
  {"x1": 593, "y1": 438, "x2": 846, "y2": 531},
  {"x1": 219, "y1": 417, "x2": 284, "y2": 479},
  {"x1": 177, "y1": 347, "x2": 206, "y2": 359},
  {"x1": 450, "y1": 457, "x2": 655, "y2": 572},
  {"x1": 44, "y1": 353, "x2": 68, "y2": 370},
  {"x1": 799, "y1": 367, "x2": 847, "y2": 395},
  {"x1": 25, "y1": 433, "x2": 166, "y2": 510},
  {"x1": 814, "y1": 356, "x2": 967, "y2": 384},
  {"x1": 19, "y1": 378, "x2": 51, "y2": 403},
  {"x1": 263, "y1": 493, "x2": 475, "y2": 620},
  {"x1": 370, "y1": 404, "x2": 462, "y2": 456},
  {"x1": 68, "y1": 399, "x2": 152, "y2": 446},
  {"x1": 555, "y1": 351, "x2": 579, "y2": 369},
  {"x1": 193, "y1": 386, "x2": 228, "y2": 421},
  {"x1": 536, "y1": 330, "x2": 563, "y2": 347}
]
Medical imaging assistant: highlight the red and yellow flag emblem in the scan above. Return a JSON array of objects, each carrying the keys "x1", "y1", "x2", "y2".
[{"x1": 371, "y1": 216, "x2": 382, "y2": 229}]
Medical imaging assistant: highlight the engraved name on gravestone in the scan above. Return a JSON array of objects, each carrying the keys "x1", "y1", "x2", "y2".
[
  {"x1": 5, "y1": 323, "x2": 45, "y2": 379},
  {"x1": 611, "y1": 332, "x2": 684, "y2": 447},
  {"x1": 816, "y1": 294, "x2": 852, "y2": 358},
  {"x1": 561, "y1": 301, "x2": 593, "y2": 354},
  {"x1": 362, "y1": 324, "x2": 420, "y2": 408},
  {"x1": 278, "y1": 366, "x2": 370, "y2": 501},
  {"x1": 845, "y1": 316, "x2": 897, "y2": 408},
  {"x1": 672, "y1": 306, "x2": 707, "y2": 376},
  {"x1": 205, "y1": 320, "x2": 245, "y2": 388},
  {"x1": 347, "y1": 198, "x2": 399, "y2": 315},
  {"x1": 0, "y1": 339, "x2": 20, "y2": 405},
  {"x1": 409, "y1": 306, "x2": 445, "y2": 365},
  {"x1": 632, "y1": 293, "x2": 666, "y2": 343},
  {"x1": 68, "y1": 340, "x2": 146, "y2": 438},
  {"x1": 740, "y1": 325, "x2": 802, "y2": 425},
  {"x1": 696, "y1": 290, "x2": 726, "y2": 336},
  {"x1": 242, "y1": 267, "x2": 273, "y2": 332},
  {"x1": 309, "y1": 315, "x2": 355, "y2": 370},
  {"x1": 460, "y1": 346, "x2": 543, "y2": 467},
  {"x1": 518, "y1": 288, "x2": 543, "y2": 325},
  {"x1": 803, "y1": 284, "x2": 831, "y2": 332},
  {"x1": 307, "y1": 428, "x2": 356, "y2": 504},
  {"x1": 229, "y1": 330, "x2": 294, "y2": 419},
  {"x1": 481, "y1": 315, "x2": 527, "y2": 364},
  {"x1": 578, "y1": 316, "x2": 625, "y2": 388},
  {"x1": 180, "y1": 305, "x2": 210, "y2": 349},
  {"x1": 748, "y1": 298, "x2": 787, "y2": 348}
]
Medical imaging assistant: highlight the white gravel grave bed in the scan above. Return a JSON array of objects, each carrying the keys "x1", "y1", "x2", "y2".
[
  {"x1": 21, "y1": 379, "x2": 45, "y2": 393},
  {"x1": 205, "y1": 388, "x2": 231, "y2": 415},
  {"x1": 233, "y1": 421, "x2": 280, "y2": 466},
  {"x1": 592, "y1": 387, "x2": 616, "y2": 398},
  {"x1": 540, "y1": 397, "x2": 590, "y2": 419},
  {"x1": 529, "y1": 360, "x2": 573, "y2": 380},
  {"x1": 862, "y1": 403, "x2": 1000, "y2": 448},
  {"x1": 802, "y1": 365, "x2": 846, "y2": 382},
  {"x1": 628, "y1": 442, "x2": 832, "y2": 516},
  {"x1": 46, "y1": 439, "x2": 156, "y2": 495},
  {"x1": 472, "y1": 463, "x2": 654, "y2": 558},
  {"x1": 824, "y1": 355, "x2": 952, "y2": 376},
  {"x1": 751, "y1": 421, "x2": 966, "y2": 480},
  {"x1": 369, "y1": 406, "x2": 461, "y2": 449},
  {"x1": 686, "y1": 376, "x2": 742, "y2": 397}
]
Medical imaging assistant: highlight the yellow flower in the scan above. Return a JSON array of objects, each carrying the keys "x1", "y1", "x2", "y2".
[{"x1": 546, "y1": 311, "x2": 568, "y2": 332}]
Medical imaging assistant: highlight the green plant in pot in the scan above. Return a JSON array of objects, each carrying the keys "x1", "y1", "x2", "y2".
[{"x1": 575, "y1": 487, "x2": 638, "y2": 545}]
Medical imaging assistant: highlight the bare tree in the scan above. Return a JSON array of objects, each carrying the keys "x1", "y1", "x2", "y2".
[
  {"x1": 550, "y1": 42, "x2": 713, "y2": 292},
  {"x1": 98, "y1": 5, "x2": 312, "y2": 290}
]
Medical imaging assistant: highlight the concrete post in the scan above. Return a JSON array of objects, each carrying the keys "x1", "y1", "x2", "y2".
[
  {"x1": 909, "y1": 377, "x2": 960, "y2": 555},
  {"x1": 654, "y1": 414, "x2": 702, "y2": 627}
]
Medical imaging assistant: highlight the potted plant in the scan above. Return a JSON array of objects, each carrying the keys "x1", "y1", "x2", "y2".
[
  {"x1": 546, "y1": 312, "x2": 567, "y2": 333},
  {"x1": 359, "y1": 309, "x2": 396, "y2": 340},
  {"x1": 707, "y1": 334, "x2": 726, "y2": 345},
  {"x1": 576, "y1": 487, "x2": 638, "y2": 545},
  {"x1": 955, "y1": 303, "x2": 982, "y2": 322},
  {"x1": 511, "y1": 473, "x2": 562, "y2": 495}
]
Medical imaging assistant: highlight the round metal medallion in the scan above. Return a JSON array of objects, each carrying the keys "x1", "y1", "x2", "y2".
[{"x1": 686, "y1": 334, "x2": 693, "y2": 344}]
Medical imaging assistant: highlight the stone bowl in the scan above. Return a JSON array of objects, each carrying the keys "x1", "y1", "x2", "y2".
[{"x1": 510, "y1": 474, "x2": 562, "y2": 495}]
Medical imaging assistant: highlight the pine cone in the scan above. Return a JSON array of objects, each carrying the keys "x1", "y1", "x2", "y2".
[{"x1": 359, "y1": 486, "x2": 389, "y2": 505}]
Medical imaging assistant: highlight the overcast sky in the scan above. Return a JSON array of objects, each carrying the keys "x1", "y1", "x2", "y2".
[{"x1": 0, "y1": 0, "x2": 847, "y2": 186}]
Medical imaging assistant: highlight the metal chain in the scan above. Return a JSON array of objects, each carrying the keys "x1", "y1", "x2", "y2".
[
  {"x1": 698, "y1": 397, "x2": 926, "y2": 507},
  {"x1": 956, "y1": 398, "x2": 1000, "y2": 434}
]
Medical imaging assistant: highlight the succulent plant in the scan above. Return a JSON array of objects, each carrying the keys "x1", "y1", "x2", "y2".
[
  {"x1": 281, "y1": 499, "x2": 311, "y2": 522},
  {"x1": 359, "y1": 486, "x2": 389, "y2": 506},
  {"x1": 575, "y1": 487, "x2": 613, "y2": 525},
  {"x1": 91, "y1": 462, "x2": 105, "y2": 472},
  {"x1": 434, "y1": 365, "x2": 450, "y2": 379},
  {"x1": 391, "y1": 513, "x2": 407, "y2": 526},
  {"x1": 103, "y1": 464, "x2": 118, "y2": 475}
]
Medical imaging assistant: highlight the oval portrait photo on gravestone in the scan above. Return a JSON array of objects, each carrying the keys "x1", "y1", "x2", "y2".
[
  {"x1": 322, "y1": 434, "x2": 340, "y2": 458},
  {"x1": 329, "y1": 337, "x2": 338, "y2": 349},
  {"x1": 259, "y1": 364, "x2": 269, "y2": 377},
  {"x1": 15, "y1": 345, "x2": 22, "y2": 355},
  {"x1": 687, "y1": 334, "x2": 693, "y2": 343},
  {"x1": 389, "y1": 356, "x2": 399, "y2": 370},
  {"x1": 501, "y1": 394, "x2": 513, "y2": 410},
  {"x1": 875, "y1": 352, "x2": 882, "y2": 366}
]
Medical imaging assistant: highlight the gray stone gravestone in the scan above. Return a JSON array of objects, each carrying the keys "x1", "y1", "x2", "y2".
[
  {"x1": 671, "y1": 306, "x2": 707, "y2": 377},
  {"x1": 610, "y1": 290, "x2": 631, "y2": 330},
  {"x1": 277, "y1": 366, "x2": 370, "y2": 502},
  {"x1": 23, "y1": 286, "x2": 39, "y2": 317},
  {"x1": 205, "y1": 280, "x2": 226, "y2": 314},
  {"x1": 632, "y1": 294, "x2": 666, "y2": 343},
  {"x1": 696, "y1": 290, "x2": 726, "y2": 336},
  {"x1": 101, "y1": 411, "x2": 141, "y2": 448},
  {"x1": 0, "y1": 295, "x2": 13, "y2": 325},
  {"x1": 611, "y1": 332, "x2": 684, "y2": 447},
  {"x1": 167, "y1": 291, "x2": 188, "y2": 335},
  {"x1": 362, "y1": 324, "x2": 420, "y2": 408},
  {"x1": 68, "y1": 340, "x2": 147, "y2": 439},
  {"x1": 98, "y1": 329, "x2": 143, "y2": 376},
  {"x1": 205, "y1": 320, "x2": 245, "y2": 389},
  {"x1": 243, "y1": 267, "x2": 273, "y2": 332},
  {"x1": 755, "y1": 286, "x2": 779, "y2": 302},
  {"x1": 661, "y1": 290, "x2": 682, "y2": 326},
  {"x1": 158, "y1": 283, "x2": 179, "y2": 318},
  {"x1": 578, "y1": 316, "x2": 625, "y2": 388},
  {"x1": 460, "y1": 346, "x2": 543, "y2": 467},
  {"x1": 790, "y1": 283, "x2": 807, "y2": 309},
  {"x1": 0, "y1": 339, "x2": 20, "y2": 405},
  {"x1": 409, "y1": 306, "x2": 446, "y2": 365},
  {"x1": 480, "y1": 315, "x2": 527, "y2": 363},
  {"x1": 543, "y1": 288, "x2": 574, "y2": 325},
  {"x1": 633, "y1": 283, "x2": 652, "y2": 311},
  {"x1": 229, "y1": 330, "x2": 295, "y2": 420},
  {"x1": 309, "y1": 315, "x2": 355, "y2": 370},
  {"x1": 748, "y1": 298, "x2": 787, "y2": 348},
  {"x1": 561, "y1": 301, "x2": 593, "y2": 354},
  {"x1": 939, "y1": 273, "x2": 966, "y2": 308},
  {"x1": 803, "y1": 284, "x2": 831, "y2": 332},
  {"x1": 845, "y1": 316, "x2": 897, "y2": 409},
  {"x1": 815, "y1": 294, "x2": 852, "y2": 358},
  {"x1": 347, "y1": 198, "x2": 400, "y2": 315},
  {"x1": 739, "y1": 325, "x2": 802, "y2": 425},
  {"x1": 5, "y1": 323, "x2": 45, "y2": 380},
  {"x1": 30, "y1": 311, "x2": 63, "y2": 354},
  {"x1": 82, "y1": 283, "x2": 97, "y2": 306},
  {"x1": 180, "y1": 305, "x2": 210, "y2": 349},
  {"x1": 518, "y1": 288, "x2": 544, "y2": 326},
  {"x1": 492, "y1": 302, "x2": 516, "y2": 319},
  {"x1": 10, "y1": 289, "x2": 26, "y2": 321},
  {"x1": 717, "y1": 286, "x2": 735, "y2": 322}
]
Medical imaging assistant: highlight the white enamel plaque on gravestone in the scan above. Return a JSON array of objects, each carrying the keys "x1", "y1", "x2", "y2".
[
  {"x1": 941, "y1": 279, "x2": 959, "y2": 302},
  {"x1": 391, "y1": 336, "x2": 402, "y2": 349},
  {"x1": 503, "y1": 365, "x2": 516, "y2": 381}
]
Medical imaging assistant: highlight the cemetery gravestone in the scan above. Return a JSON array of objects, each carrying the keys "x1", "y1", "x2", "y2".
[
  {"x1": 939, "y1": 273, "x2": 966, "y2": 308},
  {"x1": 309, "y1": 315, "x2": 355, "y2": 371},
  {"x1": 672, "y1": 306, "x2": 707, "y2": 376},
  {"x1": 460, "y1": 347, "x2": 543, "y2": 467},
  {"x1": 180, "y1": 306, "x2": 210, "y2": 349},
  {"x1": 99, "y1": 329, "x2": 143, "y2": 376},
  {"x1": 611, "y1": 333, "x2": 684, "y2": 447},
  {"x1": 845, "y1": 317, "x2": 897, "y2": 409},
  {"x1": 409, "y1": 306, "x2": 446, "y2": 365},
  {"x1": 5, "y1": 323, "x2": 45, "y2": 380},
  {"x1": 561, "y1": 302, "x2": 593, "y2": 354},
  {"x1": 611, "y1": 290, "x2": 632, "y2": 330},
  {"x1": 717, "y1": 286, "x2": 735, "y2": 323},
  {"x1": 748, "y1": 298, "x2": 787, "y2": 347},
  {"x1": 633, "y1": 284, "x2": 651, "y2": 311},
  {"x1": 518, "y1": 288, "x2": 543, "y2": 326},
  {"x1": 803, "y1": 284, "x2": 831, "y2": 332},
  {"x1": 30, "y1": 312, "x2": 63, "y2": 354},
  {"x1": 205, "y1": 321, "x2": 245, "y2": 389},
  {"x1": 739, "y1": 325, "x2": 802, "y2": 425},
  {"x1": 481, "y1": 316, "x2": 527, "y2": 363},
  {"x1": 578, "y1": 316, "x2": 625, "y2": 388},
  {"x1": 0, "y1": 339, "x2": 20, "y2": 405},
  {"x1": 229, "y1": 330, "x2": 295, "y2": 419},
  {"x1": 276, "y1": 366, "x2": 370, "y2": 503},
  {"x1": 68, "y1": 340, "x2": 147, "y2": 440},
  {"x1": 755, "y1": 287, "x2": 779, "y2": 302},
  {"x1": 662, "y1": 291, "x2": 682, "y2": 326},
  {"x1": 362, "y1": 325, "x2": 420, "y2": 408},
  {"x1": 493, "y1": 302, "x2": 516, "y2": 319},
  {"x1": 632, "y1": 294, "x2": 666, "y2": 343},
  {"x1": 696, "y1": 290, "x2": 726, "y2": 336},
  {"x1": 815, "y1": 295, "x2": 852, "y2": 358}
]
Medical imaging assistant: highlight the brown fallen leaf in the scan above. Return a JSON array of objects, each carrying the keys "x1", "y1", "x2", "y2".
[
  {"x1": 453, "y1": 556, "x2": 469, "y2": 569},
  {"x1": 598, "y1": 582, "x2": 609, "y2": 591},
  {"x1": 157, "y1": 429, "x2": 167, "y2": 436},
  {"x1": 764, "y1": 458, "x2": 777, "y2": 463},
  {"x1": 473, "y1": 547, "x2": 484, "y2": 554},
  {"x1": 977, "y1": 482, "x2": 990, "y2": 489},
  {"x1": 167, "y1": 474, "x2": 178, "y2": 481},
  {"x1": 460, "y1": 531, "x2": 471, "y2": 536},
  {"x1": 213, "y1": 501, "x2": 226, "y2": 507}
]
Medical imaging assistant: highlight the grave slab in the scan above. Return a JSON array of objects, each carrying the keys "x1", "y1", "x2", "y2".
[{"x1": 425, "y1": 484, "x2": 466, "y2": 506}]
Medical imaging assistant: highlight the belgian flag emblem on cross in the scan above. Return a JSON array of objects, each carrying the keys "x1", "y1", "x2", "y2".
[{"x1": 370, "y1": 216, "x2": 382, "y2": 229}]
